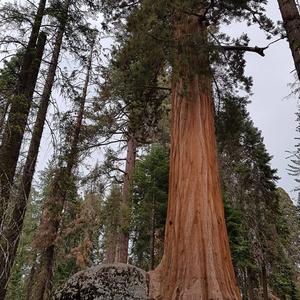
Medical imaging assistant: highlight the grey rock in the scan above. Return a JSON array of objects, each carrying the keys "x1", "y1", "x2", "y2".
[{"x1": 53, "y1": 263, "x2": 149, "y2": 300}]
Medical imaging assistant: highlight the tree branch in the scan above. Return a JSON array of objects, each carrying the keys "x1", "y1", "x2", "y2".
[{"x1": 221, "y1": 45, "x2": 268, "y2": 57}]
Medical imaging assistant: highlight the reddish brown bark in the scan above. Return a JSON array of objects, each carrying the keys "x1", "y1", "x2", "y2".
[
  {"x1": 278, "y1": 0, "x2": 300, "y2": 80},
  {"x1": 149, "y1": 15, "x2": 240, "y2": 300},
  {"x1": 114, "y1": 134, "x2": 137, "y2": 263}
]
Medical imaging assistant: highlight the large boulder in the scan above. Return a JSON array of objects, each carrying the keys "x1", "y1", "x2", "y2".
[{"x1": 54, "y1": 263, "x2": 150, "y2": 300}]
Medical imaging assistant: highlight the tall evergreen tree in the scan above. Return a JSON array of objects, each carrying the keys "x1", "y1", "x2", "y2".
[
  {"x1": 98, "y1": 36, "x2": 168, "y2": 263},
  {"x1": 0, "y1": 0, "x2": 47, "y2": 228},
  {"x1": 0, "y1": 1, "x2": 70, "y2": 295},
  {"x1": 130, "y1": 145, "x2": 169, "y2": 271},
  {"x1": 29, "y1": 36, "x2": 96, "y2": 300},
  {"x1": 100, "y1": 0, "x2": 276, "y2": 297}
]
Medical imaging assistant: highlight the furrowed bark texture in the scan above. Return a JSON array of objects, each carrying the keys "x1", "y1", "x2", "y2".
[
  {"x1": 30, "y1": 33, "x2": 93, "y2": 300},
  {"x1": 278, "y1": 0, "x2": 300, "y2": 79},
  {"x1": 114, "y1": 134, "x2": 137, "y2": 263},
  {"x1": 0, "y1": 0, "x2": 46, "y2": 225},
  {"x1": 149, "y1": 15, "x2": 241, "y2": 300}
]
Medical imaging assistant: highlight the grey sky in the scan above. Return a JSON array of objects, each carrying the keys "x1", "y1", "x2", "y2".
[{"x1": 241, "y1": 2, "x2": 298, "y2": 199}]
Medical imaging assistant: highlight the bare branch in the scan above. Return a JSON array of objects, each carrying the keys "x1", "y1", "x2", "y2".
[{"x1": 222, "y1": 45, "x2": 267, "y2": 57}]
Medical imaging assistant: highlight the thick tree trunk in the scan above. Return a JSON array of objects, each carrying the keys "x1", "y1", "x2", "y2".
[
  {"x1": 149, "y1": 15, "x2": 240, "y2": 300},
  {"x1": 278, "y1": 0, "x2": 300, "y2": 79},
  {"x1": 114, "y1": 134, "x2": 137, "y2": 263},
  {"x1": 0, "y1": 0, "x2": 47, "y2": 225},
  {"x1": 30, "y1": 36, "x2": 93, "y2": 299}
]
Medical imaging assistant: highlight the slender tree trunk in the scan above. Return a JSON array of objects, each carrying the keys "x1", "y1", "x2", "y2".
[
  {"x1": 0, "y1": 3, "x2": 71, "y2": 295},
  {"x1": 278, "y1": 0, "x2": 300, "y2": 79},
  {"x1": 150, "y1": 195, "x2": 155, "y2": 271},
  {"x1": 0, "y1": 0, "x2": 47, "y2": 225},
  {"x1": 114, "y1": 134, "x2": 137, "y2": 263},
  {"x1": 261, "y1": 262, "x2": 268, "y2": 300},
  {"x1": 31, "y1": 37, "x2": 94, "y2": 299},
  {"x1": 104, "y1": 187, "x2": 121, "y2": 264},
  {"x1": 104, "y1": 226, "x2": 118, "y2": 263},
  {"x1": 26, "y1": 254, "x2": 38, "y2": 300},
  {"x1": 0, "y1": 34, "x2": 46, "y2": 300},
  {"x1": 149, "y1": 14, "x2": 240, "y2": 300},
  {"x1": 0, "y1": 32, "x2": 46, "y2": 227},
  {"x1": 31, "y1": 246, "x2": 55, "y2": 300},
  {"x1": 247, "y1": 268, "x2": 256, "y2": 300},
  {"x1": 0, "y1": 101, "x2": 10, "y2": 138}
]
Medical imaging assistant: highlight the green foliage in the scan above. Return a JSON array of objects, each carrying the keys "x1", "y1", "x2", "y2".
[
  {"x1": 130, "y1": 145, "x2": 169, "y2": 270},
  {"x1": 270, "y1": 249, "x2": 297, "y2": 299},
  {"x1": 5, "y1": 189, "x2": 42, "y2": 300},
  {"x1": 270, "y1": 188, "x2": 300, "y2": 299},
  {"x1": 0, "y1": 53, "x2": 22, "y2": 99},
  {"x1": 223, "y1": 197, "x2": 251, "y2": 270},
  {"x1": 101, "y1": 184, "x2": 122, "y2": 259}
]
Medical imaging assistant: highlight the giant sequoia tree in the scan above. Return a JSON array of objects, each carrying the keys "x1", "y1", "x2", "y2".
[
  {"x1": 3, "y1": 0, "x2": 300, "y2": 298},
  {"x1": 100, "y1": 0, "x2": 275, "y2": 298}
]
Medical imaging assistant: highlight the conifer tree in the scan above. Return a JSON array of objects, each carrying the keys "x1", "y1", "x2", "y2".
[
  {"x1": 0, "y1": 1, "x2": 70, "y2": 295},
  {"x1": 29, "y1": 36, "x2": 96, "y2": 300},
  {"x1": 98, "y1": 36, "x2": 168, "y2": 263},
  {"x1": 130, "y1": 145, "x2": 169, "y2": 271},
  {"x1": 100, "y1": 1, "x2": 275, "y2": 298},
  {"x1": 0, "y1": 0, "x2": 47, "y2": 229}
]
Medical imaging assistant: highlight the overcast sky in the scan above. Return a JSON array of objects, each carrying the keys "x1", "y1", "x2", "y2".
[{"x1": 236, "y1": 2, "x2": 299, "y2": 200}]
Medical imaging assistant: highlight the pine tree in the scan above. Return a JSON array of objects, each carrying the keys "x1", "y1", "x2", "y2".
[
  {"x1": 0, "y1": 0, "x2": 47, "y2": 228},
  {"x1": 0, "y1": 1, "x2": 70, "y2": 295},
  {"x1": 29, "y1": 35, "x2": 96, "y2": 300}
]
